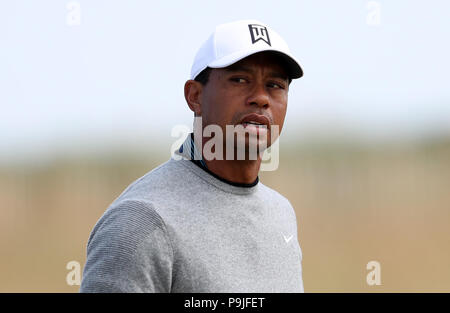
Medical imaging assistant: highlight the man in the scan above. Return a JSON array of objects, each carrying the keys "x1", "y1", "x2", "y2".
[{"x1": 80, "y1": 19, "x2": 304, "y2": 293}]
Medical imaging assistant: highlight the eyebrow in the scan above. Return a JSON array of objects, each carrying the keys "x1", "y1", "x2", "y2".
[{"x1": 224, "y1": 65, "x2": 289, "y2": 81}]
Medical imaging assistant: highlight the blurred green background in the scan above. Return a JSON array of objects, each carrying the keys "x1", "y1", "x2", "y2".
[{"x1": 1, "y1": 136, "x2": 449, "y2": 292}]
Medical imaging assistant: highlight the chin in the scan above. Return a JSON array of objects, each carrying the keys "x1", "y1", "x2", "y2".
[{"x1": 233, "y1": 135, "x2": 270, "y2": 160}]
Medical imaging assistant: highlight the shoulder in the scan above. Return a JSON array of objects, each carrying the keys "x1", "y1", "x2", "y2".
[
  {"x1": 258, "y1": 182, "x2": 294, "y2": 207},
  {"x1": 81, "y1": 199, "x2": 174, "y2": 292},
  {"x1": 258, "y1": 182, "x2": 298, "y2": 219},
  {"x1": 86, "y1": 199, "x2": 170, "y2": 253},
  {"x1": 113, "y1": 158, "x2": 194, "y2": 204}
]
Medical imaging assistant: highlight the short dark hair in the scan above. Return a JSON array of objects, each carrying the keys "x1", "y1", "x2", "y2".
[{"x1": 194, "y1": 67, "x2": 213, "y2": 85}]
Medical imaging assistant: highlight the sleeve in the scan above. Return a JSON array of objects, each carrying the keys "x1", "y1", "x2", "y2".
[{"x1": 79, "y1": 200, "x2": 174, "y2": 293}]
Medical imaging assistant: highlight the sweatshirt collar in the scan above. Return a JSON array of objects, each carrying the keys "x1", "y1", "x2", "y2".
[{"x1": 174, "y1": 133, "x2": 259, "y2": 189}]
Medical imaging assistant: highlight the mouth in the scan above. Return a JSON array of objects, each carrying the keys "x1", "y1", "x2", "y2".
[
  {"x1": 236, "y1": 113, "x2": 271, "y2": 137},
  {"x1": 238, "y1": 113, "x2": 271, "y2": 129}
]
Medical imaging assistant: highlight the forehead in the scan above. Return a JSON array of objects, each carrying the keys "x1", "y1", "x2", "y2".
[{"x1": 222, "y1": 51, "x2": 289, "y2": 76}]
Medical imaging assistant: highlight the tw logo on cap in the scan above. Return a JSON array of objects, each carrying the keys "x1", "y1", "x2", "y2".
[{"x1": 248, "y1": 24, "x2": 271, "y2": 46}]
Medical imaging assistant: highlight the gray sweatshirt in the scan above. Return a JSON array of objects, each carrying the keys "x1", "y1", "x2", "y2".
[{"x1": 80, "y1": 134, "x2": 304, "y2": 293}]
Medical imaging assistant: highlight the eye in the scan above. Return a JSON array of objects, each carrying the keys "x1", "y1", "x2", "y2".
[
  {"x1": 230, "y1": 77, "x2": 247, "y2": 83},
  {"x1": 267, "y1": 82, "x2": 285, "y2": 89}
]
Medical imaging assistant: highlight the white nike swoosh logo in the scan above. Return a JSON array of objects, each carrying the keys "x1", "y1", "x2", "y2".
[{"x1": 283, "y1": 234, "x2": 293, "y2": 243}]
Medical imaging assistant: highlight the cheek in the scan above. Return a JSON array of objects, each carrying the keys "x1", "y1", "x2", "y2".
[
  {"x1": 202, "y1": 89, "x2": 233, "y2": 127},
  {"x1": 206, "y1": 87, "x2": 243, "y2": 121},
  {"x1": 272, "y1": 100, "x2": 288, "y2": 126}
]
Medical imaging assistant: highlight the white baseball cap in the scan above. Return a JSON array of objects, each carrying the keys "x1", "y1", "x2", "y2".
[{"x1": 190, "y1": 19, "x2": 303, "y2": 80}]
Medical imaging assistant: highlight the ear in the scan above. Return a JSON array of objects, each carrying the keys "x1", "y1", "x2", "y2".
[{"x1": 184, "y1": 80, "x2": 203, "y2": 116}]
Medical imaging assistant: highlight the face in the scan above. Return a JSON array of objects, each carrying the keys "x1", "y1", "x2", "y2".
[{"x1": 199, "y1": 51, "x2": 290, "y2": 155}]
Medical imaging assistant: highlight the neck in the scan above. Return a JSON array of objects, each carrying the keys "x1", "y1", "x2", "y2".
[
  {"x1": 195, "y1": 135, "x2": 262, "y2": 184},
  {"x1": 204, "y1": 157, "x2": 261, "y2": 184}
]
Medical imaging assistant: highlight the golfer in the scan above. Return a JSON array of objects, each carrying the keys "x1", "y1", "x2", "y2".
[{"x1": 80, "y1": 19, "x2": 304, "y2": 293}]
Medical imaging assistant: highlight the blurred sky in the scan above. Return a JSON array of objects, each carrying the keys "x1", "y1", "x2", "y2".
[{"x1": 0, "y1": 0, "x2": 449, "y2": 163}]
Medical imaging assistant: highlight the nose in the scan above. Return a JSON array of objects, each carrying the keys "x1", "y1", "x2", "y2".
[{"x1": 246, "y1": 82, "x2": 269, "y2": 108}]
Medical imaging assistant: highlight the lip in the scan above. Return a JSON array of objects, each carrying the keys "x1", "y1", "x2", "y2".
[{"x1": 238, "y1": 113, "x2": 271, "y2": 128}]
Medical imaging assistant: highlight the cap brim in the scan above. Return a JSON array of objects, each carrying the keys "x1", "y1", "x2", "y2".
[{"x1": 208, "y1": 48, "x2": 303, "y2": 79}]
